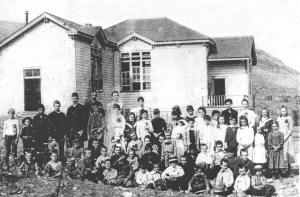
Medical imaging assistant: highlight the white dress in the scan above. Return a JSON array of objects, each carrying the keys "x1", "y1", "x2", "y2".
[
  {"x1": 277, "y1": 116, "x2": 295, "y2": 164},
  {"x1": 253, "y1": 133, "x2": 266, "y2": 163},
  {"x1": 239, "y1": 109, "x2": 257, "y2": 128},
  {"x1": 236, "y1": 126, "x2": 254, "y2": 160}
]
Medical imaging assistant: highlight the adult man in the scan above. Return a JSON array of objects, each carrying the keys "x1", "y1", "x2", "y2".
[
  {"x1": 130, "y1": 96, "x2": 151, "y2": 120},
  {"x1": 85, "y1": 91, "x2": 104, "y2": 114},
  {"x1": 221, "y1": 98, "x2": 238, "y2": 125},
  {"x1": 66, "y1": 92, "x2": 88, "y2": 148}
]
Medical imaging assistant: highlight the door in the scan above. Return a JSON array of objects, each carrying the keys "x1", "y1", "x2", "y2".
[
  {"x1": 213, "y1": 78, "x2": 225, "y2": 106},
  {"x1": 24, "y1": 69, "x2": 41, "y2": 111}
]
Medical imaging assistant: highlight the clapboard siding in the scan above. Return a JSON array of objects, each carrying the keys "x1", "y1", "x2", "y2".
[
  {"x1": 114, "y1": 51, "x2": 121, "y2": 92},
  {"x1": 97, "y1": 47, "x2": 115, "y2": 105},
  {"x1": 75, "y1": 40, "x2": 91, "y2": 103}
]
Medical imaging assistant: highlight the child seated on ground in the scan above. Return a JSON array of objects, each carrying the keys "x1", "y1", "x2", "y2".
[
  {"x1": 127, "y1": 132, "x2": 143, "y2": 155},
  {"x1": 127, "y1": 148, "x2": 139, "y2": 172},
  {"x1": 211, "y1": 140, "x2": 225, "y2": 178},
  {"x1": 95, "y1": 146, "x2": 110, "y2": 170},
  {"x1": 214, "y1": 158, "x2": 234, "y2": 196},
  {"x1": 69, "y1": 138, "x2": 84, "y2": 165},
  {"x1": 135, "y1": 165, "x2": 152, "y2": 190},
  {"x1": 19, "y1": 151, "x2": 40, "y2": 177},
  {"x1": 188, "y1": 162, "x2": 209, "y2": 194},
  {"x1": 251, "y1": 165, "x2": 275, "y2": 197},
  {"x1": 102, "y1": 159, "x2": 118, "y2": 185},
  {"x1": 90, "y1": 139, "x2": 101, "y2": 163},
  {"x1": 78, "y1": 149, "x2": 97, "y2": 182},
  {"x1": 64, "y1": 157, "x2": 79, "y2": 179},
  {"x1": 195, "y1": 144, "x2": 213, "y2": 178},
  {"x1": 149, "y1": 163, "x2": 163, "y2": 189},
  {"x1": 233, "y1": 164, "x2": 251, "y2": 197},
  {"x1": 234, "y1": 148, "x2": 253, "y2": 178},
  {"x1": 20, "y1": 117, "x2": 35, "y2": 153},
  {"x1": 44, "y1": 150, "x2": 63, "y2": 178}
]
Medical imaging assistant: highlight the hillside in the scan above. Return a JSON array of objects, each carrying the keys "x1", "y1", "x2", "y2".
[{"x1": 0, "y1": 21, "x2": 23, "y2": 42}]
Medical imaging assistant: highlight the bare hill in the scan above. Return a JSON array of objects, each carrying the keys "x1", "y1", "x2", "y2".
[{"x1": 0, "y1": 20, "x2": 23, "y2": 42}]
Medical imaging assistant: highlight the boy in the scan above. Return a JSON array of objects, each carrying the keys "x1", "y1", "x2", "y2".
[
  {"x1": 149, "y1": 163, "x2": 164, "y2": 189},
  {"x1": 180, "y1": 155, "x2": 195, "y2": 191},
  {"x1": 211, "y1": 140, "x2": 225, "y2": 178},
  {"x1": 161, "y1": 131, "x2": 177, "y2": 168},
  {"x1": 233, "y1": 164, "x2": 251, "y2": 196},
  {"x1": 3, "y1": 108, "x2": 20, "y2": 169},
  {"x1": 90, "y1": 139, "x2": 101, "y2": 163},
  {"x1": 127, "y1": 132, "x2": 143, "y2": 155},
  {"x1": 19, "y1": 151, "x2": 40, "y2": 177},
  {"x1": 20, "y1": 117, "x2": 35, "y2": 153},
  {"x1": 44, "y1": 150, "x2": 63, "y2": 178},
  {"x1": 140, "y1": 143, "x2": 160, "y2": 171},
  {"x1": 185, "y1": 119, "x2": 200, "y2": 149},
  {"x1": 195, "y1": 144, "x2": 213, "y2": 168},
  {"x1": 225, "y1": 147, "x2": 237, "y2": 172},
  {"x1": 78, "y1": 149, "x2": 97, "y2": 182},
  {"x1": 102, "y1": 159, "x2": 118, "y2": 185},
  {"x1": 151, "y1": 108, "x2": 167, "y2": 142},
  {"x1": 188, "y1": 162, "x2": 209, "y2": 193},
  {"x1": 221, "y1": 98, "x2": 238, "y2": 125},
  {"x1": 214, "y1": 158, "x2": 234, "y2": 196},
  {"x1": 234, "y1": 148, "x2": 253, "y2": 178},
  {"x1": 64, "y1": 157, "x2": 79, "y2": 179},
  {"x1": 87, "y1": 102, "x2": 106, "y2": 147},
  {"x1": 48, "y1": 100, "x2": 66, "y2": 160},
  {"x1": 161, "y1": 155, "x2": 185, "y2": 191},
  {"x1": 224, "y1": 116, "x2": 239, "y2": 153},
  {"x1": 69, "y1": 138, "x2": 84, "y2": 165},
  {"x1": 95, "y1": 146, "x2": 110, "y2": 169}
]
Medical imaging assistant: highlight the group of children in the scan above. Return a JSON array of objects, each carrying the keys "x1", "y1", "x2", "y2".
[{"x1": 1, "y1": 93, "x2": 295, "y2": 197}]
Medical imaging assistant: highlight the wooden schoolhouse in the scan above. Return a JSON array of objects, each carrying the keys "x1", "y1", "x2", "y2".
[{"x1": 0, "y1": 12, "x2": 256, "y2": 115}]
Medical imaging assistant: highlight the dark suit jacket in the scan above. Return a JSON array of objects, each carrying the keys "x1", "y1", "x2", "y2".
[
  {"x1": 66, "y1": 103, "x2": 88, "y2": 139},
  {"x1": 221, "y1": 108, "x2": 238, "y2": 125}
]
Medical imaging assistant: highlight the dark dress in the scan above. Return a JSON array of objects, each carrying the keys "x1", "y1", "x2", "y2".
[
  {"x1": 33, "y1": 113, "x2": 49, "y2": 151},
  {"x1": 151, "y1": 117, "x2": 167, "y2": 140},
  {"x1": 221, "y1": 109, "x2": 238, "y2": 125},
  {"x1": 140, "y1": 152, "x2": 160, "y2": 171},
  {"x1": 225, "y1": 126, "x2": 239, "y2": 153},
  {"x1": 268, "y1": 131, "x2": 284, "y2": 169},
  {"x1": 66, "y1": 103, "x2": 88, "y2": 147}
]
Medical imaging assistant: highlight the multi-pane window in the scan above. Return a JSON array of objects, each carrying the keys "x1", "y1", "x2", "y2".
[
  {"x1": 24, "y1": 69, "x2": 40, "y2": 79},
  {"x1": 91, "y1": 46, "x2": 103, "y2": 91},
  {"x1": 121, "y1": 52, "x2": 151, "y2": 91}
]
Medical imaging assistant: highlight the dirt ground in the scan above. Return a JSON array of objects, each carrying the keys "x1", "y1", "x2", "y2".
[{"x1": 0, "y1": 116, "x2": 299, "y2": 196}]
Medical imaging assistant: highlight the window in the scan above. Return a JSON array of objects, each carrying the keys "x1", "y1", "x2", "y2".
[
  {"x1": 91, "y1": 46, "x2": 103, "y2": 91},
  {"x1": 121, "y1": 51, "x2": 151, "y2": 91},
  {"x1": 24, "y1": 69, "x2": 40, "y2": 79}
]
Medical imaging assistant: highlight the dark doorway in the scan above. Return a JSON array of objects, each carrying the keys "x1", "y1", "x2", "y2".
[
  {"x1": 24, "y1": 78, "x2": 41, "y2": 111},
  {"x1": 214, "y1": 78, "x2": 225, "y2": 96}
]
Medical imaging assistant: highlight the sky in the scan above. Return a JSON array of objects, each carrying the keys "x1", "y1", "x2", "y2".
[{"x1": 0, "y1": 0, "x2": 300, "y2": 72}]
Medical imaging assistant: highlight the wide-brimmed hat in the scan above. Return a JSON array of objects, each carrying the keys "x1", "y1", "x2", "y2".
[
  {"x1": 169, "y1": 155, "x2": 178, "y2": 163},
  {"x1": 22, "y1": 117, "x2": 32, "y2": 125},
  {"x1": 254, "y1": 164, "x2": 264, "y2": 171},
  {"x1": 213, "y1": 182, "x2": 225, "y2": 193}
]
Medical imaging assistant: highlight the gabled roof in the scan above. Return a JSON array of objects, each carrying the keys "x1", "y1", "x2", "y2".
[
  {"x1": 209, "y1": 36, "x2": 257, "y2": 65},
  {"x1": 104, "y1": 17, "x2": 213, "y2": 44},
  {"x1": 0, "y1": 12, "x2": 115, "y2": 49}
]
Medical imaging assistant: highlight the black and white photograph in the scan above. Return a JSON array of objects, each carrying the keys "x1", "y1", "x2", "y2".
[{"x1": 0, "y1": 0, "x2": 299, "y2": 196}]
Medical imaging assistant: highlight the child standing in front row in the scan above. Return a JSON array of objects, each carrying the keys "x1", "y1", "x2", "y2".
[
  {"x1": 268, "y1": 121, "x2": 285, "y2": 179},
  {"x1": 3, "y1": 108, "x2": 20, "y2": 170},
  {"x1": 20, "y1": 117, "x2": 35, "y2": 153}
]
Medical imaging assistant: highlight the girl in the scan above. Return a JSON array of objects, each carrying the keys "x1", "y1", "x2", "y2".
[
  {"x1": 135, "y1": 109, "x2": 153, "y2": 141},
  {"x1": 127, "y1": 148, "x2": 139, "y2": 172},
  {"x1": 224, "y1": 116, "x2": 238, "y2": 154},
  {"x1": 174, "y1": 133, "x2": 185, "y2": 163},
  {"x1": 195, "y1": 106, "x2": 206, "y2": 130},
  {"x1": 124, "y1": 112, "x2": 136, "y2": 148},
  {"x1": 277, "y1": 105, "x2": 295, "y2": 176},
  {"x1": 212, "y1": 115, "x2": 227, "y2": 146},
  {"x1": 256, "y1": 108, "x2": 273, "y2": 143},
  {"x1": 239, "y1": 99, "x2": 257, "y2": 128},
  {"x1": 106, "y1": 103, "x2": 125, "y2": 154},
  {"x1": 199, "y1": 115, "x2": 214, "y2": 153},
  {"x1": 253, "y1": 123, "x2": 267, "y2": 165},
  {"x1": 185, "y1": 105, "x2": 197, "y2": 123},
  {"x1": 236, "y1": 116, "x2": 254, "y2": 160},
  {"x1": 268, "y1": 121, "x2": 284, "y2": 179}
]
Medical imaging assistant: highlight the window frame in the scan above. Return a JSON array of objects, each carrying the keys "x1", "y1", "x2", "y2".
[
  {"x1": 120, "y1": 51, "x2": 151, "y2": 92},
  {"x1": 90, "y1": 46, "x2": 103, "y2": 92}
]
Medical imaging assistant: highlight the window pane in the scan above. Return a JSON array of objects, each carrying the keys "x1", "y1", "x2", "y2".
[
  {"x1": 142, "y1": 61, "x2": 151, "y2": 67},
  {"x1": 131, "y1": 52, "x2": 140, "y2": 60},
  {"x1": 132, "y1": 67, "x2": 140, "y2": 74},
  {"x1": 25, "y1": 70, "x2": 32, "y2": 77},
  {"x1": 121, "y1": 53, "x2": 130, "y2": 60},
  {"x1": 33, "y1": 69, "x2": 40, "y2": 76},
  {"x1": 121, "y1": 62, "x2": 130, "y2": 71},
  {"x1": 143, "y1": 75, "x2": 150, "y2": 81},
  {"x1": 122, "y1": 72, "x2": 130, "y2": 85},
  {"x1": 132, "y1": 82, "x2": 141, "y2": 90},
  {"x1": 122, "y1": 86, "x2": 130, "y2": 91},
  {"x1": 143, "y1": 67, "x2": 150, "y2": 74},
  {"x1": 143, "y1": 82, "x2": 151, "y2": 89},
  {"x1": 142, "y1": 52, "x2": 150, "y2": 59},
  {"x1": 132, "y1": 61, "x2": 140, "y2": 67}
]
